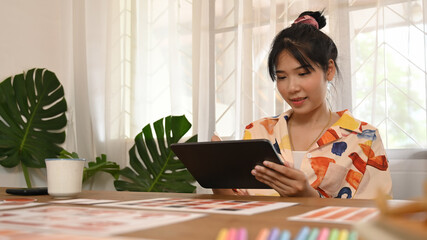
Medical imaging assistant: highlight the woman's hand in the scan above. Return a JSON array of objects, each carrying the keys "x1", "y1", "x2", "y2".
[
  {"x1": 251, "y1": 161, "x2": 318, "y2": 197},
  {"x1": 211, "y1": 134, "x2": 249, "y2": 196}
]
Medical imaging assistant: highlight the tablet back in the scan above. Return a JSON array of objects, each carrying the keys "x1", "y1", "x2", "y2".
[{"x1": 171, "y1": 139, "x2": 282, "y2": 189}]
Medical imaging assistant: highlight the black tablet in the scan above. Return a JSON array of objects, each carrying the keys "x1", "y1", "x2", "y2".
[{"x1": 171, "y1": 139, "x2": 283, "y2": 189}]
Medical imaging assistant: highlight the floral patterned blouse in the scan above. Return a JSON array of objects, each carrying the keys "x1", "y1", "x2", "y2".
[{"x1": 243, "y1": 109, "x2": 392, "y2": 199}]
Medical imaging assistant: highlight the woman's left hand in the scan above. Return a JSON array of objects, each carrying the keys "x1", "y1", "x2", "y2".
[{"x1": 251, "y1": 161, "x2": 318, "y2": 197}]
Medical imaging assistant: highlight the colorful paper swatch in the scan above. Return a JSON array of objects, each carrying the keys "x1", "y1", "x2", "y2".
[
  {"x1": 0, "y1": 205, "x2": 204, "y2": 237},
  {"x1": 50, "y1": 198, "x2": 119, "y2": 205},
  {"x1": 0, "y1": 229, "x2": 147, "y2": 240},
  {"x1": 288, "y1": 206, "x2": 378, "y2": 224},
  {"x1": 0, "y1": 198, "x2": 46, "y2": 210},
  {"x1": 99, "y1": 197, "x2": 298, "y2": 215}
]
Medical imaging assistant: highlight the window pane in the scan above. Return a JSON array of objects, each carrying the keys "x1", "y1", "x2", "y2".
[{"x1": 350, "y1": 1, "x2": 427, "y2": 149}]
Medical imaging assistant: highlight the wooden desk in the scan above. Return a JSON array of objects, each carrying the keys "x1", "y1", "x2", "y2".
[{"x1": 0, "y1": 188, "x2": 375, "y2": 239}]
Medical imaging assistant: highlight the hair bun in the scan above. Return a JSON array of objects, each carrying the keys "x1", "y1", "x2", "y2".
[{"x1": 297, "y1": 11, "x2": 326, "y2": 29}]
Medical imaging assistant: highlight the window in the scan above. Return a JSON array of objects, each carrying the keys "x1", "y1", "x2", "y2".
[
  {"x1": 211, "y1": 0, "x2": 427, "y2": 150},
  {"x1": 349, "y1": 0, "x2": 427, "y2": 149}
]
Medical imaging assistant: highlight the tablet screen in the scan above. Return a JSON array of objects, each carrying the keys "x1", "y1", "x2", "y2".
[{"x1": 171, "y1": 139, "x2": 283, "y2": 189}]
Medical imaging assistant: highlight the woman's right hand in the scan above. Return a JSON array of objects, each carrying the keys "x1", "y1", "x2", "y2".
[{"x1": 211, "y1": 134, "x2": 249, "y2": 196}]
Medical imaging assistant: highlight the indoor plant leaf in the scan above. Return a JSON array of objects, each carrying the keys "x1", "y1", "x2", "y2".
[
  {"x1": 0, "y1": 68, "x2": 67, "y2": 187},
  {"x1": 83, "y1": 154, "x2": 120, "y2": 183},
  {"x1": 58, "y1": 150, "x2": 121, "y2": 183},
  {"x1": 114, "y1": 115, "x2": 197, "y2": 193}
]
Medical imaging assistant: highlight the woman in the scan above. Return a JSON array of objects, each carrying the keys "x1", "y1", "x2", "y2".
[{"x1": 213, "y1": 11, "x2": 392, "y2": 199}]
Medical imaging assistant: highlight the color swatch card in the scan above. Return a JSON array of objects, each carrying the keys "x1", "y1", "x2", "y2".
[
  {"x1": 288, "y1": 206, "x2": 378, "y2": 224},
  {"x1": 0, "y1": 198, "x2": 46, "y2": 210},
  {"x1": 0, "y1": 205, "x2": 204, "y2": 237},
  {"x1": 99, "y1": 197, "x2": 298, "y2": 215},
  {"x1": 50, "y1": 198, "x2": 119, "y2": 205},
  {"x1": 0, "y1": 228, "x2": 150, "y2": 240}
]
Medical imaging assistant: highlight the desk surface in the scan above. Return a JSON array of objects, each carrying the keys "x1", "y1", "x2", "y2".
[{"x1": 0, "y1": 188, "x2": 374, "y2": 239}]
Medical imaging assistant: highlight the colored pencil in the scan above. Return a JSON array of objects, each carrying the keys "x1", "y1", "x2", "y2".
[
  {"x1": 348, "y1": 230, "x2": 358, "y2": 240},
  {"x1": 255, "y1": 228, "x2": 270, "y2": 240},
  {"x1": 295, "y1": 226, "x2": 310, "y2": 240},
  {"x1": 338, "y1": 229, "x2": 349, "y2": 240},
  {"x1": 216, "y1": 228, "x2": 228, "y2": 240},
  {"x1": 279, "y1": 230, "x2": 291, "y2": 240},
  {"x1": 328, "y1": 228, "x2": 340, "y2": 240},
  {"x1": 267, "y1": 227, "x2": 280, "y2": 240},
  {"x1": 317, "y1": 227, "x2": 330, "y2": 240},
  {"x1": 236, "y1": 228, "x2": 248, "y2": 240},
  {"x1": 307, "y1": 227, "x2": 319, "y2": 240},
  {"x1": 226, "y1": 228, "x2": 237, "y2": 240}
]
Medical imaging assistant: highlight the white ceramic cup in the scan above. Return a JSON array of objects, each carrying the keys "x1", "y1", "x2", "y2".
[{"x1": 45, "y1": 158, "x2": 86, "y2": 198}]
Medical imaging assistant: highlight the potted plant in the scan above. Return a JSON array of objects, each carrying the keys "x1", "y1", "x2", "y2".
[
  {"x1": 114, "y1": 115, "x2": 197, "y2": 193},
  {"x1": 0, "y1": 68, "x2": 67, "y2": 188},
  {"x1": 0, "y1": 68, "x2": 121, "y2": 188}
]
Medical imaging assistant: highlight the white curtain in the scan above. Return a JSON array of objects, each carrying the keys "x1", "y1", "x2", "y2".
[
  {"x1": 76, "y1": 0, "x2": 196, "y2": 190},
  {"x1": 68, "y1": 0, "x2": 128, "y2": 190}
]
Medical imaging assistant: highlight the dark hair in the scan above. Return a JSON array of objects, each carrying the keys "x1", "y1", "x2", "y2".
[{"x1": 267, "y1": 11, "x2": 339, "y2": 81}]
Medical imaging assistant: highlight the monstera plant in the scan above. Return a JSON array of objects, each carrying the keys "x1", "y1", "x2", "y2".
[
  {"x1": 0, "y1": 68, "x2": 67, "y2": 188},
  {"x1": 114, "y1": 115, "x2": 197, "y2": 193},
  {"x1": 58, "y1": 150, "x2": 121, "y2": 183}
]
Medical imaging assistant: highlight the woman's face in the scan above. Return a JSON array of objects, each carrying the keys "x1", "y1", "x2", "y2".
[{"x1": 275, "y1": 50, "x2": 334, "y2": 115}]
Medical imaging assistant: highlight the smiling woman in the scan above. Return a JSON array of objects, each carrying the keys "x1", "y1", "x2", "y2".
[{"x1": 213, "y1": 11, "x2": 392, "y2": 199}]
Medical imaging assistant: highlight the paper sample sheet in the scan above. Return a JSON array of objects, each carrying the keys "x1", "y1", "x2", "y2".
[
  {"x1": 0, "y1": 228, "x2": 149, "y2": 240},
  {"x1": 288, "y1": 206, "x2": 379, "y2": 224},
  {"x1": 100, "y1": 197, "x2": 298, "y2": 215},
  {"x1": 0, "y1": 199, "x2": 46, "y2": 210},
  {"x1": 0, "y1": 205, "x2": 204, "y2": 237},
  {"x1": 50, "y1": 198, "x2": 119, "y2": 205}
]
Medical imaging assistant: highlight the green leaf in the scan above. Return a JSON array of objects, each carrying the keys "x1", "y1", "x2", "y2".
[
  {"x1": 114, "y1": 180, "x2": 147, "y2": 192},
  {"x1": 0, "y1": 69, "x2": 68, "y2": 187},
  {"x1": 58, "y1": 150, "x2": 79, "y2": 159},
  {"x1": 114, "y1": 115, "x2": 197, "y2": 193},
  {"x1": 82, "y1": 154, "x2": 120, "y2": 183},
  {"x1": 117, "y1": 167, "x2": 149, "y2": 188},
  {"x1": 59, "y1": 150, "x2": 121, "y2": 183}
]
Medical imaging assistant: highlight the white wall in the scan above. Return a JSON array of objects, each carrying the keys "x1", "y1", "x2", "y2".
[
  {"x1": 388, "y1": 150, "x2": 427, "y2": 200},
  {"x1": 0, "y1": 0, "x2": 75, "y2": 188},
  {"x1": 390, "y1": 160, "x2": 426, "y2": 199}
]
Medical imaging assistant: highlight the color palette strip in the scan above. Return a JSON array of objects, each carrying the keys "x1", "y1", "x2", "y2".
[
  {"x1": 99, "y1": 197, "x2": 297, "y2": 215},
  {"x1": 288, "y1": 206, "x2": 378, "y2": 224},
  {"x1": 216, "y1": 227, "x2": 358, "y2": 240}
]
